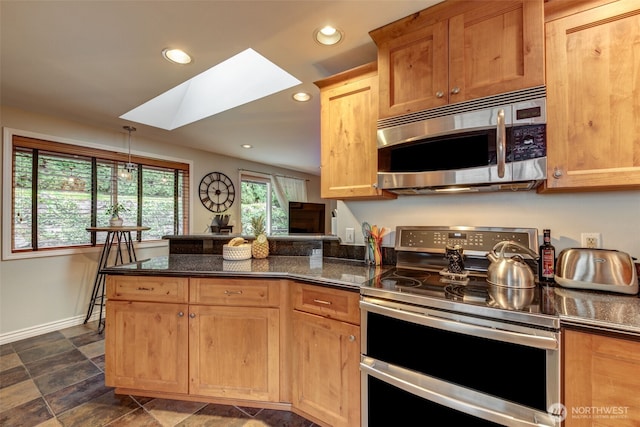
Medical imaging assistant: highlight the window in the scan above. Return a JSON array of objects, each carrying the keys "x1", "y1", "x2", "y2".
[
  {"x1": 7, "y1": 133, "x2": 189, "y2": 255},
  {"x1": 239, "y1": 171, "x2": 307, "y2": 235}
]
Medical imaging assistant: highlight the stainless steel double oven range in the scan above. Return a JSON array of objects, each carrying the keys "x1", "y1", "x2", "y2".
[{"x1": 360, "y1": 226, "x2": 561, "y2": 427}]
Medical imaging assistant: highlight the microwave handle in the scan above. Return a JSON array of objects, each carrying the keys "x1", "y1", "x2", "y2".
[{"x1": 496, "y1": 109, "x2": 506, "y2": 178}]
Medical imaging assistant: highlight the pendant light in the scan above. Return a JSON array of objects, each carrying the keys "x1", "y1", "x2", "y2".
[{"x1": 120, "y1": 125, "x2": 136, "y2": 181}]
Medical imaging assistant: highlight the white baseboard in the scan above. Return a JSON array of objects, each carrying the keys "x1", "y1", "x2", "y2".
[{"x1": 0, "y1": 312, "x2": 101, "y2": 345}]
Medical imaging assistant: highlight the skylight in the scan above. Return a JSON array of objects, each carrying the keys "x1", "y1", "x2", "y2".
[{"x1": 120, "y1": 48, "x2": 301, "y2": 130}]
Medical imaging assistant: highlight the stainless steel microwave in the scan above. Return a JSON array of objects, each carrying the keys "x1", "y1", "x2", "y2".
[{"x1": 376, "y1": 87, "x2": 547, "y2": 194}]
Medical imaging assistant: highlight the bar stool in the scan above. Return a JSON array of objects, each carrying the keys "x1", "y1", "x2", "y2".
[{"x1": 85, "y1": 226, "x2": 149, "y2": 333}]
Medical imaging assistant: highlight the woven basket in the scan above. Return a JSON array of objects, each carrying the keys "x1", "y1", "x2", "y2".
[{"x1": 222, "y1": 244, "x2": 252, "y2": 261}]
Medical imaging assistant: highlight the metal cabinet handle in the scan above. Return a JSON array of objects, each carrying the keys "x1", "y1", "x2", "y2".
[
  {"x1": 496, "y1": 109, "x2": 506, "y2": 178},
  {"x1": 224, "y1": 290, "x2": 243, "y2": 296},
  {"x1": 348, "y1": 335, "x2": 356, "y2": 342},
  {"x1": 137, "y1": 287, "x2": 154, "y2": 291},
  {"x1": 313, "y1": 299, "x2": 332, "y2": 305},
  {"x1": 450, "y1": 87, "x2": 460, "y2": 95},
  {"x1": 435, "y1": 91, "x2": 444, "y2": 98},
  {"x1": 189, "y1": 313, "x2": 196, "y2": 319},
  {"x1": 553, "y1": 167, "x2": 563, "y2": 178},
  {"x1": 178, "y1": 311, "x2": 184, "y2": 317}
]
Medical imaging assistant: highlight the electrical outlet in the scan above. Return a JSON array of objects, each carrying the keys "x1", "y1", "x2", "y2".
[
  {"x1": 345, "y1": 227, "x2": 355, "y2": 243},
  {"x1": 581, "y1": 232, "x2": 602, "y2": 248}
]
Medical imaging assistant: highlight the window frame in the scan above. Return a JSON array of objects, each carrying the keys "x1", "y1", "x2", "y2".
[
  {"x1": 239, "y1": 171, "x2": 275, "y2": 234},
  {"x1": 2, "y1": 127, "x2": 193, "y2": 260}
]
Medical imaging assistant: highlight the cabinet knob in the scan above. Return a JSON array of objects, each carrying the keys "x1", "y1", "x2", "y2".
[
  {"x1": 450, "y1": 87, "x2": 460, "y2": 95},
  {"x1": 348, "y1": 335, "x2": 356, "y2": 342},
  {"x1": 435, "y1": 91, "x2": 444, "y2": 98},
  {"x1": 553, "y1": 167, "x2": 563, "y2": 178},
  {"x1": 178, "y1": 311, "x2": 184, "y2": 317},
  {"x1": 189, "y1": 313, "x2": 196, "y2": 319}
]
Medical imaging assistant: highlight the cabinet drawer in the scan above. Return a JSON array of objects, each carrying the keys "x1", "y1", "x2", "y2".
[
  {"x1": 106, "y1": 276, "x2": 188, "y2": 303},
  {"x1": 292, "y1": 282, "x2": 360, "y2": 325},
  {"x1": 190, "y1": 278, "x2": 281, "y2": 306}
]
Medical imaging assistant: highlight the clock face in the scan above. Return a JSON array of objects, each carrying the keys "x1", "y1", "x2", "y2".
[{"x1": 198, "y1": 172, "x2": 235, "y2": 212}]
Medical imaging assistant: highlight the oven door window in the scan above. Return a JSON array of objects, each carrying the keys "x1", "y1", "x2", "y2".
[{"x1": 366, "y1": 311, "x2": 548, "y2": 412}]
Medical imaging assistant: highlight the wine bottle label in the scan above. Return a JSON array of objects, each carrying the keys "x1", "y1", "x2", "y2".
[{"x1": 541, "y1": 248, "x2": 555, "y2": 278}]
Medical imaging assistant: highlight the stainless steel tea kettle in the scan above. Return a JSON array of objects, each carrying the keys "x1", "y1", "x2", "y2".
[{"x1": 486, "y1": 241, "x2": 539, "y2": 288}]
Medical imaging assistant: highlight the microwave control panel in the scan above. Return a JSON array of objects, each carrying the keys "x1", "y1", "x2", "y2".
[{"x1": 511, "y1": 124, "x2": 546, "y2": 161}]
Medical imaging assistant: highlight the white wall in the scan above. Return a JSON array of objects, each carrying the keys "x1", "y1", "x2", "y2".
[
  {"x1": 335, "y1": 190, "x2": 640, "y2": 257},
  {"x1": 0, "y1": 106, "x2": 321, "y2": 341}
]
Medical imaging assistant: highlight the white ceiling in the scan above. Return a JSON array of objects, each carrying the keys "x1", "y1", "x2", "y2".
[{"x1": 1, "y1": 0, "x2": 441, "y2": 175}]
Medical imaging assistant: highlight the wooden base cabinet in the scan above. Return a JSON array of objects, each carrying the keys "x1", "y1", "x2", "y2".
[
  {"x1": 291, "y1": 283, "x2": 361, "y2": 427},
  {"x1": 105, "y1": 276, "x2": 283, "y2": 404},
  {"x1": 563, "y1": 328, "x2": 640, "y2": 426},
  {"x1": 544, "y1": 0, "x2": 640, "y2": 191}
]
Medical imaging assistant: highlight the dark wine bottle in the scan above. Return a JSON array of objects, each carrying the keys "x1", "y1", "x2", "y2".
[{"x1": 539, "y1": 229, "x2": 556, "y2": 283}]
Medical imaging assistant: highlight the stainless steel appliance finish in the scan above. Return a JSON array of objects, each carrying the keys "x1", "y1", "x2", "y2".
[
  {"x1": 376, "y1": 87, "x2": 547, "y2": 194},
  {"x1": 555, "y1": 248, "x2": 639, "y2": 295},
  {"x1": 360, "y1": 226, "x2": 561, "y2": 427}
]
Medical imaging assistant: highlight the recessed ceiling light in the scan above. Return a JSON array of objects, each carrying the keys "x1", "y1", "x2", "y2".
[
  {"x1": 314, "y1": 26, "x2": 343, "y2": 46},
  {"x1": 162, "y1": 48, "x2": 192, "y2": 64},
  {"x1": 292, "y1": 92, "x2": 311, "y2": 102},
  {"x1": 241, "y1": 144, "x2": 253, "y2": 149}
]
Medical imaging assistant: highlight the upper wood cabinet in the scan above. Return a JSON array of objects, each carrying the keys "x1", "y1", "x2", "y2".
[
  {"x1": 543, "y1": 0, "x2": 640, "y2": 191},
  {"x1": 370, "y1": 0, "x2": 545, "y2": 118},
  {"x1": 563, "y1": 328, "x2": 640, "y2": 426},
  {"x1": 314, "y1": 63, "x2": 396, "y2": 200}
]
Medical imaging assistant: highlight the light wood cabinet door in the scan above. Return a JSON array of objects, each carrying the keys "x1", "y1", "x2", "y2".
[
  {"x1": 544, "y1": 0, "x2": 640, "y2": 190},
  {"x1": 292, "y1": 310, "x2": 360, "y2": 427},
  {"x1": 315, "y1": 63, "x2": 396, "y2": 200},
  {"x1": 448, "y1": 0, "x2": 544, "y2": 101},
  {"x1": 563, "y1": 328, "x2": 640, "y2": 426},
  {"x1": 105, "y1": 301, "x2": 188, "y2": 394},
  {"x1": 371, "y1": 0, "x2": 544, "y2": 119},
  {"x1": 189, "y1": 305, "x2": 280, "y2": 402},
  {"x1": 376, "y1": 20, "x2": 449, "y2": 116}
]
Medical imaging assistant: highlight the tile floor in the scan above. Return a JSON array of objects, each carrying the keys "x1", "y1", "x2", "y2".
[{"x1": 0, "y1": 322, "x2": 316, "y2": 426}]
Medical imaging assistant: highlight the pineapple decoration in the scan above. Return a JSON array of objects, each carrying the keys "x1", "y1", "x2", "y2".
[{"x1": 251, "y1": 214, "x2": 269, "y2": 259}]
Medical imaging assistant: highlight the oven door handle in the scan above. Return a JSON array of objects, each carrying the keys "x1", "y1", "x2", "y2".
[
  {"x1": 361, "y1": 301, "x2": 558, "y2": 350},
  {"x1": 361, "y1": 356, "x2": 559, "y2": 427}
]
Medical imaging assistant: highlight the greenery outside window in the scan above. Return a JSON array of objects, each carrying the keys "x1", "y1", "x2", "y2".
[
  {"x1": 7, "y1": 132, "x2": 190, "y2": 256},
  {"x1": 240, "y1": 172, "x2": 287, "y2": 235}
]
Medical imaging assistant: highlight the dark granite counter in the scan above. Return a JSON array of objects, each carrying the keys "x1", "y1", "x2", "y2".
[
  {"x1": 101, "y1": 254, "x2": 387, "y2": 290},
  {"x1": 553, "y1": 286, "x2": 640, "y2": 337},
  {"x1": 101, "y1": 253, "x2": 640, "y2": 337}
]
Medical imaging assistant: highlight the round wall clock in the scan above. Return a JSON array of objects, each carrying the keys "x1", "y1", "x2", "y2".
[{"x1": 198, "y1": 172, "x2": 235, "y2": 212}]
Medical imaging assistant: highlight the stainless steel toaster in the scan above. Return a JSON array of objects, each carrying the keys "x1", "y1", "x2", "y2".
[{"x1": 555, "y1": 248, "x2": 638, "y2": 295}]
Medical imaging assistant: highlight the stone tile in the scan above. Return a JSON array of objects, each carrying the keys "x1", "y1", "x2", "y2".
[
  {"x1": 0, "y1": 364, "x2": 30, "y2": 389},
  {"x1": 25, "y1": 349, "x2": 87, "y2": 378},
  {"x1": 91, "y1": 354, "x2": 106, "y2": 372},
  {"x1": 253, "y1": 409, "x2": 316, "y2": 427},
  {"x1": 69, "y1": 331, "x2": 104, "y2": 348},
  {"x1": 131, "y1": 395, "x2": 155, "y2": 406},
  {"x1": 177, "y1": 403, "x2": 250, "y2": 426},
  {"x1": 77, "y1": 339, "x2": 104, "y2": 359},
  {"x1": 0, "y1": 379, "x2": 41, "y2": 412},
  {"x1": 18, "y1": 338, "x2": 75, "y2": 364},
  {"x1": 36, "y1": 417, "x2": 63, "y2": 427},
  {"x1": 44, "y1": 372, "x2": 111, "y2": 415},
  {"x1": 0, "y1": 397, "x2": 54, "y2": 426},
  {"x1": 33, "y1": 359, "x2": 101, "y2": 395},
  {"x1": 143, "y1": 398, "x2": 208, "y2": 426},
  {"x1": 0, "y1": 343, "x2": 15, "y2": 357},
  {"x1": 0, "y1": 352, "x2": 23, "y2": 372},
  {"x1": 56, "y1": 390, "x2": 138, "y2": 427},
  {"x1": 106, "y1": 407, "x2": 162, "y2": 426},
  {"x1": 12, "y1": 331, "x2": 65, "y2": 353},
  {"x1": 59, "y1": 322, "x2": 99, "y2": 339},
  {"x1": 236, "y1": 406, "x2": 262, "y2": 417}
]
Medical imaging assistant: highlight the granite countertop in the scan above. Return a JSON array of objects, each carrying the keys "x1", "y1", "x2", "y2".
[
  {"x1": 102, "y1": 254, "x2": 386, "y2": 290},
  {"x1": 102, "y1": 254, "x2": 640, "y2": 337}
]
